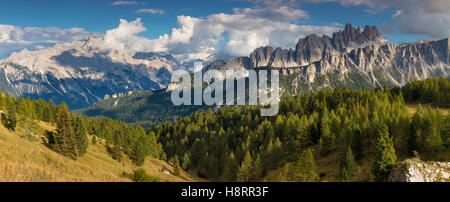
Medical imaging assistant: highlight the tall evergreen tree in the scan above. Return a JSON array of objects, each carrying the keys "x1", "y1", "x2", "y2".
[
  {"x1": 237, "y1": 151, "x2": 253, "y2": 182},
  {"x1": 340, "y1": 146, "x2": 356, "y2": 182},
  {"x1": 111, "y1": 131, "x2": 123, "y2": 162},
  {"x1": 372, "y1": 124, "x2": 397, "y2": 181},
  {"x1": 72, "y1": 116, "x2": 88, "y2": 156},
  {"x1": 54, "y1": 102, "x2": 78, "y2": 160},
  {"x1": 131, "y1": 139, "x2": 147, "y2": 166},
  {"x1": 295, "y1": 149, "x2": 319, "y2": 181}
]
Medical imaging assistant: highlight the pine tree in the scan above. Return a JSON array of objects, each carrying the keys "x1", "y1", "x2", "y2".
[
  {"x1": 181, "y1": 152, "x2": 190, "y2": 170},
  {"x1": 237, "y1": 151, "x2": 253, "y2": 182},
  {"x1": 72, "y1": 116, "x2": 88, "y2": 156},
  {"x1": 295, "y1": 149, "x2": 319, "y2": 181},
  {"x1": 221, "y1": 152, "x2": 237, "y2": 181},
  {"x1": 111, "y1": 132, "x2": 123, "y2": 162},
  {"x1": 352, "y1": 127, "x2": 364, "y2": 161},
  {"x1": 253, "y1": 154, "x2": 263, "y2": 180},
  {"x1": 372, "y1": 124, "x2": 397, "y2": 181},
  {"x1": 42, "y1": 104, "x2": 51, "y2": 123},
  {"x1": 131, "y1": 139, "x2": 146, "y2": 166},
  {"x1": 54, "y1": 102, "x2": 78, "y2": 160},
  {"x1": 340, "y1": 146, "x2": 356, "y2": 182}
]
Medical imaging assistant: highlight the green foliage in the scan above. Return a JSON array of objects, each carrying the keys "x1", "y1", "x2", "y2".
[
  {"x1": 372, "y1": 124, "x2": 397, "y2": 181},
  {"x1": 181, "y1": 152, "x2": 190, "y2": 170},
  {"x1": 72, "y1": 116, "x2": 88, "y2": 156},
  {"x1": 340, "y1": 146, "x2": 356, "y2": 182},
  {"x1": 401, "y1": 77, "x2": 449, "y2": 108},
  {"x1": 294, "y1": 149, "x2": 319, "y2": 182},
  {"x1": 54, "y1": 102, "x2": 79, "y2": 160},
  {"x1": 147, "y1": 78, "x2": 449, "y2": 181},
  {"x1": 128, "y1": 169, "x2": 160, "y2": 182}
]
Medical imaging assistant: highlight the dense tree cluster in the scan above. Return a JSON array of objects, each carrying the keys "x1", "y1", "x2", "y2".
[
  {"x1": 400, "y1": 77, "x2": 449, "y2": 108},
  {"x1": 0, "y1": 77, "x2": 448, "y2": 181},
  {"x1": 152, "y1": 78, "x2": 449, "y2": 181}
]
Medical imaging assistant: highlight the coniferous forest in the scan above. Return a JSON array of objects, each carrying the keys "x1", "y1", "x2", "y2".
[{"x1": 0, "y1": 77, "x2": 449, "y2": 182}]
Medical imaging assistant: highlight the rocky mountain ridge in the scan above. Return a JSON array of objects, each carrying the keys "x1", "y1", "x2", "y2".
[
  {"x1": 0, "y1": 24, "x2": 448, "y2": 109},
  {"x1": 206, "y1": 24, "x2": 449, "y2": 92},
  {"x1": 0, "y1": 36, "x2": 182, "y2": 109}
]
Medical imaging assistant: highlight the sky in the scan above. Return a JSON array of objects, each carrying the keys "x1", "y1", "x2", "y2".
[{"x1": 0, "y1": 0, "x2": 449, "y2": 60}]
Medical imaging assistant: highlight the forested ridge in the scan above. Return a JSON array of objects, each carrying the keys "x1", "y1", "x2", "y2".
[
  {"x1": 152, "y1": 77, "x2": 449, "y2": 181},
  {"x1": 0, "y1": 77, "x2": 449, "y2": 181}
]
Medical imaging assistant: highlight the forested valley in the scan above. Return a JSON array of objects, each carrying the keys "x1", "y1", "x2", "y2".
[{"x1": 0, "y1": 77, "x2": 448, "y2": 181}]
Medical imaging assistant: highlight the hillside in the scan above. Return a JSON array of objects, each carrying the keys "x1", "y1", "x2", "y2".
[
  {"x1": 149, "y1": 78, "x2": 450, "y2": 182},
  {"x1": 74, "y1": 90, "x2": 208, "y2": 128},
  {"x1": 0, "y1": 121, "x2": 198, "y2": 182}
]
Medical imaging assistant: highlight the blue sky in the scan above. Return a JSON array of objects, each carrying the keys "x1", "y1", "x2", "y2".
[{"x1": 0, "y1": 0, "x2": 448, "y2": 59}]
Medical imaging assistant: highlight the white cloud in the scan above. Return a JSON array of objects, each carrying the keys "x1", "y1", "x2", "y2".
[
  {"x1": 247, "y1": 0, "x2": 450, "y2": 39},
  {"x1": 94, "y1": 10, "x2": 340, "y2": 61},
  {"x1": 135, "y1": 9, "x2": 165, "y2": 15},
  {"x1": 0, "y1": 24, "x2": 93, "y2": 58},
  {"x1": 233, "y1": 6, "x2": 309, "y2": 22},
  {"x1": 110, "y1": 1, "x2": 146, "y2": 6}
]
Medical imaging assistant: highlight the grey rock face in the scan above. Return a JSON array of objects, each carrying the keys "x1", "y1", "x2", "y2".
[
  {"x1": 389, "y1": 159, "x2": 450, "y2": 182},
  {"x1": 0, "y1": 37, "x2": 182, "y2": 109},
  {"x1": 207, "y1": 24, "x2": 449, "y2": 91}
]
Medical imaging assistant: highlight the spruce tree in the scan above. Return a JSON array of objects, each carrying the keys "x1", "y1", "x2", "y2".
[
  {"x1": 237, "y1": 151, "x2": 253, "y2": 182},
  {"x1": 131, "y1": 139, "x2": 146, "y2": 166},
  {"x1": 54, "y1": 102, "x2": 79, "y2": 160},
  {"x1": 111, "y1": 132, "x2": 123, "y2": 162},
  {"x1": 295, "y1": 149, "x2": 319, "y2": 181},
  {"x1": 72, "y1": 116, "x2": 88, "y2": 156},
  {"x1": 340, "y1": 146, "x2": 356, "y2": 182},
  {"x1": 372, "y1": 124, "x2": 397, "y2": 181},
  {"x1": 42, "y1": 104, "x2": 51, "y2": 123},
  {"x1": 181, "y1": 152, "x2": 190, "y2": 170}
]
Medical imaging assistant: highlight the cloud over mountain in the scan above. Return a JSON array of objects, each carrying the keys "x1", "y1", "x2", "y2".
[
  {"x1": 247, "y1": 0, "x2": 450, "y2": 38},
  {"x1": 0, "y1": 25, "x2": 93, "y2": 58}
]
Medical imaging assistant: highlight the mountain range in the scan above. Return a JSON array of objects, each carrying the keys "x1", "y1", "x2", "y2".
[{"x1": 0, "y1": 24, "x2": 449, "y2": 110}]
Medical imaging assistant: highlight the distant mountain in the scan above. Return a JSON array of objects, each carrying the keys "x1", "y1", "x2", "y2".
[
  {"x1": 0, "y1": 36, "x2": 183, "y2": 109},
  {"x1": 206, "y1": 24, "x2": 449, "y2": 93},
  {"x1": 1, "y1": 24, "x2": 448, "y2": 110}
]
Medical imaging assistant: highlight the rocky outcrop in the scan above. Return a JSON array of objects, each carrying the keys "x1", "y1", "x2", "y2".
[{"x1": 389, "y1": 159, "x2": 450, "y2": 182}]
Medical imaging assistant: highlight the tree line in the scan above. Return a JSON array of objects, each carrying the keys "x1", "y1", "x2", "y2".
[{"x1": 152, "y1": 78, "x2": 449, "y2": 181}]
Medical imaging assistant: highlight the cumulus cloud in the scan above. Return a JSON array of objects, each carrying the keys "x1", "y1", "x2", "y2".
[
  {"x1": 135, "y1": 9, "x2": 165, "y2": 15},
  {"x1": 110, "y1": 1, "x2": 146, "y2": 6},
  {"x1": 247, "y1": 0, "x2": 450, "y2": 38},
  {"x1": 95, "y1": 7, "x2": 340, "y2": 61},
  {"x1": 0, "y1": 24, "x2": 93, "y2": 58}
]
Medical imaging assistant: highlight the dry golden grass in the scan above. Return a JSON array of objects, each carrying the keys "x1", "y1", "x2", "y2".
[
  {"x1": 0, "y1": 122, "x2": 200, "y2": 182},
  {"x1": 406, "y1": 104, "x2": 449, "y2": 115}
]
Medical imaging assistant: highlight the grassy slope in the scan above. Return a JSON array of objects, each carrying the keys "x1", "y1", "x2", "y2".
[{"x1": 0, "y1": 122, "x2": 200, "y2": 182}]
